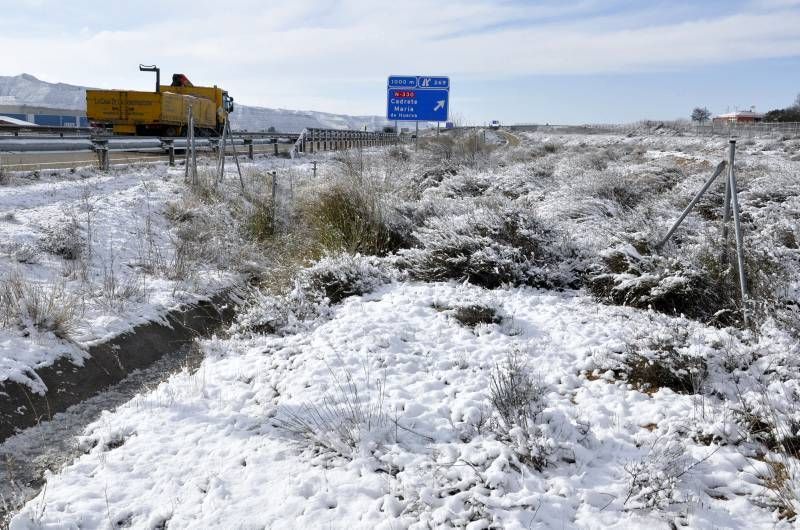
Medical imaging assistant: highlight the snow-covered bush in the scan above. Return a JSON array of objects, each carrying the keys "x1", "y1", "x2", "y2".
[
  {"x1": 301, "y1": 253, "x2": 393, "y2": 304},
  {"x1": 230, "y1": 281, "x2": 328, "y2": 337},
  {"x1": 489, "y1": 351, "x2": 553, "y2": 470},
  {"x1": 597, "y1": 328, "x2": 708, "y2": 394},
  {"x1": 38, "y1": 219, "x2": 84, "y2": 260},
  {"x1": 588, "y1": 244, "x2": 725, "y2": 323},
  {"x1": 4, "y1": 241, "x2": 40, "y2": 264},
  {"x1": 451, "y1": 303, "x2": 502, "y2": 329},
  {"x1": 232, "y1": 253, "x2": 392, "y2": 336},
  {"x1": 623, "y1": 436, "x2": 694, "y2": 511},
  {"x1": 398, "y1": 205, "x2": 575, "y2": 289}
]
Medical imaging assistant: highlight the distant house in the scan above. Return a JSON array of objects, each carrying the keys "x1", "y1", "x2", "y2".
[{"x1": 713, "y1": 110, "x2": 764, "y2": 124}]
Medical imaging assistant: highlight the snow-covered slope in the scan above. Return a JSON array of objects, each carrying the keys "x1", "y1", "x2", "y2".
[
  {"x1": 0, "y1": 73, "x2": 389, "y2": 132},
  {"x1": 0, "y1": 74, "x2": 87, "y2": 109}
]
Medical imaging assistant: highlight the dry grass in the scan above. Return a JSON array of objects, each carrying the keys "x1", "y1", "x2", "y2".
[{"x1": 0, "y1": 272, "x2": 83, "y2": 339}]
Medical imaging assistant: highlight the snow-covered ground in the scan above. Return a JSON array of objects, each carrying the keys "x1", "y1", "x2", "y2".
[
  {"x1": 6, "y1": 130, "x2": 800, "y2": 528},
  {"x1": 0, "y1": 155, "x2": 316, "y2": 393}
]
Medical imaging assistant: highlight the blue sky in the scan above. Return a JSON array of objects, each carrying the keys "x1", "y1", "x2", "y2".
[{"x1": 2, "y1": 0, "x2": 800, "y2": 124}]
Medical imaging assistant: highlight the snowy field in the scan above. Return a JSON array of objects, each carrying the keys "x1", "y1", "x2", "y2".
[
  {"x1": 6, "y1": 129, "x2": 800, "y2": 528},
  {"x1": 0, "y1": 155, "x2": 316, "y2": 392}
]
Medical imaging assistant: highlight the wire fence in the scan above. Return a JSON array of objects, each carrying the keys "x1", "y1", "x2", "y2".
[{"x1": 510, "y1": 120, "x2": 800, "y2": 138}]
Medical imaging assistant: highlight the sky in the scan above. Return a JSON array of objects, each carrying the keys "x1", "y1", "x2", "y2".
[{"x1": 1, "y1": 0, "x2": 800, "y2": 124}]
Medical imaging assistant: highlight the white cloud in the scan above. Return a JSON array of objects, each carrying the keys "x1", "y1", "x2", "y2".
[{"x1": 1, "y1": 0, "x2": 799, "y2": 114}]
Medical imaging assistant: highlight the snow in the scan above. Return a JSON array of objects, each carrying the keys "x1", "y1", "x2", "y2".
[
  {"x1": 0, "y1": 156, "x2": 315, "y2": 392},
  {"x1": 8, "y1": 282, "x2": 793, "y2": 528},
  {"x1": 5, "y1": 129, "x2": 800, "y2": 527}
]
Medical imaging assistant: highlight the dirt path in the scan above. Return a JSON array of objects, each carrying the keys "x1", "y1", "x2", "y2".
[{"x1": 497, "y1": 129, "x2": 521, "y2": 147}]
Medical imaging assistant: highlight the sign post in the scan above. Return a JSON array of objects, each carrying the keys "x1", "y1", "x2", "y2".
[{"x1": 387, "y1": 76, "x2": 450, "y2": 138}]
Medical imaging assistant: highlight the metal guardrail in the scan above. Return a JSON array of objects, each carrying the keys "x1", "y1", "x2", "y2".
[{"x1": 0, "y1": 127, "x2": 403, "y2": 170}]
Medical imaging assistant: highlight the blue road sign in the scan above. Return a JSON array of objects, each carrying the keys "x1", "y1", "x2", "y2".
[{"x1": 387, "y1": 75, "x2": 449, "y2": 121}]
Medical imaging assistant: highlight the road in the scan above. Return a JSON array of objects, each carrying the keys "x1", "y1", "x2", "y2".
[{"x1": 497, "y1": 129, "x2": 521, "y2": 147}]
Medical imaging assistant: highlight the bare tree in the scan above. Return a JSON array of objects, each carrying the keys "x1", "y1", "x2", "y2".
[
  {"x1": 691, "y1": 107, "x2": 711, "y2": 124},
  {"x1": 793, "y1": 93, "x2": 800, "y2": 109}
]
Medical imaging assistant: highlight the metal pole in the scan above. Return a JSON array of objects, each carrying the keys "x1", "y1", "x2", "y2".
[
  {"x1": 190, "y1": 113, "x2": 197, "y2": 185},
  {"x1": 165, "y1": 140, "x2": 175, "y2": 166},
  {"x1": 271, "y1": 171, "x2": 278, "y2": 229},
  {"x1": 226, "y1": 120, "x2": 244, "y2": 191},
  {"x1": 721, "y1": 146, "x2": 733, "y2": 264},
  {"x1": 727, "y1": 140, "x2": 749, "y2": 325},
  {"x1": 656, "y1": 161, "x2": 727, "y2": 249},
  {"x1": 184, "y1": 110, "x2": 191, "y2": 182},
  {"x1": 415, "y1": 121, "x2": 418, "y2": 151}
]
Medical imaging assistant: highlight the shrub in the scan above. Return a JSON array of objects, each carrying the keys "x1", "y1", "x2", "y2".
[
  {"x1": 300, "y1": 253, "x2": 392, "y2": 304},
  {"x1": 489, "y1": 351, "x2": 552, "y2": 470},
  {"x1": 5, "y1": 241, "x2": 40, "y2": 264},
  {"x1": 588, "y1": 245, "x2": 727, "y2": 323},
  {"x1": 451, "y1": 303, "x2": 501, "y2": 328},
  {"x1": 38, "y1": 219, "x2": 84, "y2": 260},
  {"x1": 398, "y1": 205, "x2": 572, "y2": 289},
  {"x1": 232, "y1": 253, "x2": 392, "y2": 336},
  {"x1": 303, "y1": 181, "x2": 407, "y2": 256},
  {"x1": 623, "y1": 436, "x2": 694, "y2": 510}
]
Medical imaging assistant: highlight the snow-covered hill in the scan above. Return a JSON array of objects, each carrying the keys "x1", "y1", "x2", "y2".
[
  {"x1": 0, "y1": 73, "x2": 389, "y2": 132},
  {"x1": 0, "y1": 74, "x2": 87, "y2": 109}
]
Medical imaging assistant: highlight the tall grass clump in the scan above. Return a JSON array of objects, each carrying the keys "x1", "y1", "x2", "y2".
[
  {"x1": 273, "y1": 366, "x2": 390, "y2": 459},
  {"x1": 0, "y1": 272, "x2": 82, "y2": 339},
  {"x1": 301, "y1": 179, "x2": 407, "y2": 257}
]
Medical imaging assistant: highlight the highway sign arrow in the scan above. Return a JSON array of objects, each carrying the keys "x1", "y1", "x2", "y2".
[{"x1": 433, "y1": 100, "x2": 445, "y2": 111}]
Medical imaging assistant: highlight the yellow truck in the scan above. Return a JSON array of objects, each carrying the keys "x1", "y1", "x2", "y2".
[{"x1": 85, "y1": 67, "x2": 234, "y2": 136}]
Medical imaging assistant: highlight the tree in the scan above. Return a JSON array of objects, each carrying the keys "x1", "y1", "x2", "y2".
[
  {"x1": 267, "y1": 126, "x2": 276, "y2": 132},
  {"x1": 764, "y1": 107, "x2": 800, "y2": 122},
  {"x1": 691, "y1": 107, "x2": 711, "y2": 123}
]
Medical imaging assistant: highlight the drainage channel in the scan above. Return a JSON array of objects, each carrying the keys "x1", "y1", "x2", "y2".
[{"x1": 0, "y1": 342, "x2": 205, "y2": 527}]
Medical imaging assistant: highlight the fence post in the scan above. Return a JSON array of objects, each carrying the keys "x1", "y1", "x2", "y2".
[
  {"x1": 727, "y1": 140, "x2": 749, "y2": 326},
  {"x1": 244, "y1": 138, "x2": 254, "y2": 160},
  {"x1": 309, "y1": 130, "x2": 315, "y2": 153},
  {"x1": 271, "y1": 170, "x2": 278, "y2": 228},
  {"x1": 93, "y1": 139, "x2": 110, "y2": 170},
  {"x1": 163, "y1": 139, "x2": 175, "y2": 166}
]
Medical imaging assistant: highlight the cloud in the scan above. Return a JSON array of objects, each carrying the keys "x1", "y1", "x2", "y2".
[{"x1": 1, "y1": 0, "x2": 799, "y2": 113}]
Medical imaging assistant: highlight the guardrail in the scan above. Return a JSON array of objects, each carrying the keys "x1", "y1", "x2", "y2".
[{"x1": 0, "y1": 127, "x2": 403, "y2": 171}]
